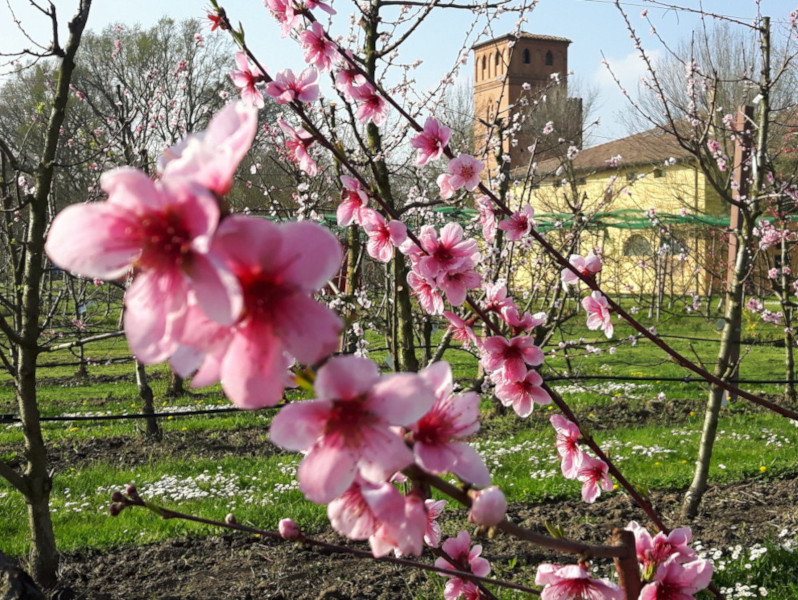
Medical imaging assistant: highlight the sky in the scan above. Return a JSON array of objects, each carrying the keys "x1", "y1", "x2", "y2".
[{"x1": 1, "y1": 0, "x2": 796, "y2": 143}]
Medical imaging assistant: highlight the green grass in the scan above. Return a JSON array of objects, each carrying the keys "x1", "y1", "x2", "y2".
[{"x1": 2, "y1": 297, "x2": 798, "y2": 597}]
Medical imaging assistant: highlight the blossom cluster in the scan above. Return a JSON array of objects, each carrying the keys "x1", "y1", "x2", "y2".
[{"x1": 46, "y1": 102, "x2": 343, "y2": 411}]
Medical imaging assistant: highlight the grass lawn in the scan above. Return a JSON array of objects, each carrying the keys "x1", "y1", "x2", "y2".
[{"x1": 1, "y1": 299, "x2": 797, "y2": 598}]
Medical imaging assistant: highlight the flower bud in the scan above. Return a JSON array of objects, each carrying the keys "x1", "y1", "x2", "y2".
[
  {"x1": 125, "y1": 484, "x2": 139, "y2": 498},
  {"x1": 110, "y1": 491, "x2": 124, "y2": 503},
  {"x1": 225, "y1": 513, "x2": 237, "y2": 525},
  {"x1": 468, "y1": 486, "x2": 507, "y2": 527},
  {"x1": 278, "y1": 518, "x2": 301, "y2": 540},
  {"x1": 109, "y1": 503, "x2": 124, "y2": 517}
]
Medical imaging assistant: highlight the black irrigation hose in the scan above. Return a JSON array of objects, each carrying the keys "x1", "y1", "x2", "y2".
[
  {"x1": 3, "y1": 373, "x2": 796, "y2": 425},
  {"x1": 545, "y1": 374, "x2": 798, "y2": 384},
  {"x1": 0, "y1": 406, "x2": 281, "y2": 424}
]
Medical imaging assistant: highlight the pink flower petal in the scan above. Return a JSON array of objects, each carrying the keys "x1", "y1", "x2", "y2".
[
  {"x1": 269, "y1": 399, "x2": 331, "y2": 451},
  {"x1": 298, "y1": 439, "x2": 359, "y2": 504}
]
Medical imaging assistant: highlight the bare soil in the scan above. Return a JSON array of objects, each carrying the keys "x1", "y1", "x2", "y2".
[{"x1": 35, "y1": 475, "x2": 796, "y2": 600}]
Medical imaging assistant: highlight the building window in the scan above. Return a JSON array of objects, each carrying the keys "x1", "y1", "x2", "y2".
[
  {"x1": 626, "y1": 171, "x2": 637, "y2": 181},
  {"x1": 523, "y1": 48, "x2": 530, "y2": 64},
  {"x1": 653, "y1": 168, "x2": 664, "y2": 178},
  {"x1": 481, "y1": 55, "x2": 487, "y2": 80},
  {"x1": 623, "y1": 234, "x2": 653, "y2": 257},
  {"x1": 495, "y1": 51, "x2": 501, "y2": 74},
  {"x1": 545, "y1": 50, "x2": 553, "y2": 66},
  {"x1": 661, "y1": 236, "x2": 688, "y2": 255}
]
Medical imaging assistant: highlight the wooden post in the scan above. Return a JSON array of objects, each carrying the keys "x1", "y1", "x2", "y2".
[{"x1": 726, "y1": 106, "x2": 754, "y2": 399}]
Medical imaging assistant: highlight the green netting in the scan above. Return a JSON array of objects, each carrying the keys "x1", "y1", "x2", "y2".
[{"x1": 432, "y1": 205, "x2": 732, "y2": 232}]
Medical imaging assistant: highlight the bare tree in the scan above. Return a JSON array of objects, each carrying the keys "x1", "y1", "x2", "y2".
[{"x1": 0, "y1": 0, "x2": 93, "y2": 587}]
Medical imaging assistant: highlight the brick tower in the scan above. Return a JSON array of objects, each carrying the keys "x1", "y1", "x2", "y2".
[{"x1": 473, "y1": 33, "x2": 574, "y2": 175}]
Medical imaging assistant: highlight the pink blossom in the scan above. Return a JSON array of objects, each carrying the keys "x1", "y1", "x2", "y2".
[
  {"x1": 577, "y1": 455, "x2": 613, "y2": 503},
  {"x1": 337, "y1": 175, "x2": 370, "y2": 226},
  {"x1": 424, "y1": 499, "x2": 447, "y2": 547},
  {"x1": 438, "y1": 265, "x2": 482, "y2": 306},
  {"x1": 535, "y1": 563, "x2": 623, "y2": 600},
  {"x1": 627, "y1": 522, "x2": 697, "y2": 575},
  {"x1": 229, "y1": 52, "x2": 264, "y2": 108},
  {"x1": 435, "y1": 531, "x2": 491, "y2": 597},
  {"x1": 483, "y1": 282, "x2": 513, "y2": 313},
  {"x1": 768, "y1": 267, "x2": 779, "y2": 279},
  {"x1": 492, "y1": 368, "x2": 551, "y2": 417},
  {"x1": 195, "y1": 217, "x2": 342, "y2": 408},
  {"x1": 468, "y1": 486, "x2": 506, "y2": 526},
  {"x1": 264, "y1": 67, "x2": 320, "y2": 104},
  {"x1": 639, "y1": 558, "x2": 713, "y2": 600},
  {"x1": 411, "y1": 117, "x2": 451, "y2": 166},
  {"x1": 497, "y1": 204, "x2": 535, "y2": 241},
  {"x1": 746, "y1": 298, "x2": 763, "y2": 313},
  {"x1": 269, "y1": 355, "x2": 435, "y2": 503},
  {"x1": 45, "y1": 169, "x2": 242, "y2": 365},
  {"x1": 410, "y1": 361, "x2": 491, "y2": 486},
  {"x1": 333, "y1": 52, "x2": 366, "y2": 99},
  {"x1": 264, "y1": 0, "x2": 301, "y2": 36},
  {"x1": 158, "y1": 101, "x2": 258, "y2": 196},
  {"x1": 351, "y1": 82, "x2": 388, "y2": 125},
  {"x1": 500, "y1": 306, "x2": 545, "y2": 333},
  {"x1": 299, "y1": 22, "x2": 338, "y2": 71},
  {"x1": 327, "y1": 478, "x2": 425, "y2": 557},
  {"x1": 550, "y1": 414, "x2": 583, "y2": 479},
  {"x1": 446, "y1": 154, "x2": 484, "y2": 192},
  {"x1": 561, "y1": 250, "x2": 602, "y2": 285},
  {"x1": 442, "y1": 580, "x2": 481, "y2": 600},
  {"x1": 416, "y1": 223, "x2": 478, "y2": 280},
  {"x1": 327, "y1": 476, "x2": 384, "y2": 540},
  {"x1": 278, "y1": 119, "x2": 318, "y2": 176},
  {"x1": 437, "y1": 173, "x2": 457, "y2": 199},
  {"x1": 278, "y1": 518, "x2": 301, "y2": 539},
  {"x1": 304, "y1": 0, "x2": 336, "y2": 15},
  {"x1": 443, "y1": 311, "x2": 477, "y2": 348},
  {"x1": 368, "y1": 491, "x2": 427, "y2": 557},
  {"x1": 475, "y1": 196, "x2": 497, "y2": 242},
  {"x1": 481, "y1": 335, "x2": 544, "y2": 382},
  {"x1": 362, "y1": 211, "x2": 407, "y2": 263},
  {"x1": 408, "y1": 271, "x2": 444, "y2": 315},
  {"x1": 582, "y1": 291, "x2": 613, "y2": 338}
]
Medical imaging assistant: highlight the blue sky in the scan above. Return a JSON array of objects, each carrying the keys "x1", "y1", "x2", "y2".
[{"x1": 2, "y1": 0, "x2": 796, "y2": 142}]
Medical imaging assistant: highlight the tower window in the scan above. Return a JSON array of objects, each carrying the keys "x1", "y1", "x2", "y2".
[
  {"x1": 523, "y1": 48, "x2": 530, "y2": 64},
  {"x1": 545, "y1": 50, "x2": 553, "y2": 66}
]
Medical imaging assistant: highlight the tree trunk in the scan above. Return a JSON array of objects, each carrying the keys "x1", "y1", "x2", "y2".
[
  {"x1": 681, "y1": 214, "x2": 751, "y2": 519},
  {"x1": 165, "y1": 370, "x2": 186, "y2": 398},
  {"x1": 136, "y1": 361, "x2": 162, "y2": 441},
  {"x1": 362, "y1": 0, "x2": 417, "y2": 372},
  {"x1": 0, "y1": 2, "x2": 94, "y2": 587}
]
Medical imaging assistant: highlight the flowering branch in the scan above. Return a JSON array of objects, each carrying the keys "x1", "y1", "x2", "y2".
[{"x1": 110, "y1": 486, "x2": 542, "y2": 596}]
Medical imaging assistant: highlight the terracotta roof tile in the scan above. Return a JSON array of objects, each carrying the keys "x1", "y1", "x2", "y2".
[{"x1": 531, "y1": 127, "x2": 694, "y2": 176}]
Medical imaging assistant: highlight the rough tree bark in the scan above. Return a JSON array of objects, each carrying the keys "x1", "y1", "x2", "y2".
[{"x1": 0, "y1": 1, "x2": 93, "y2": 587}]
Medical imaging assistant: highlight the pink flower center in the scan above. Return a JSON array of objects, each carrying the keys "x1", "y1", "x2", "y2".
[
  {"x1": 137, "y1": 212, "x2": 192, "y2": 270},
  {"x1": 500, "y1": 345, "x2": 523, "y2": 362},
  {"x1": 238, "y1": 270, "x2": 291, "y2": 321},
  {"x1": 325, "y1": 397, "x2": 376, "y2": 448},
  {"x1": 414, "y1": 408, "x2": 452, "y2": 445}
]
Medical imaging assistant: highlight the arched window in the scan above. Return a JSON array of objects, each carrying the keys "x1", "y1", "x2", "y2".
[
  {"x1": 660, "y1": 236, "x2": 688, "y2": 255},
  {"x1": 623, "y1": 234, "x2": 652, "y2": 257},
  {"x1": 545, "y1": 50, "x2": 554, "y2": 66},
  {"x1": 495, "y1": 50, "x2": 501, "y2": 74},
  {"x1": 522, "y1": 48, "x2": 531, "y2": 64},
  {"x1": 481, "y1": 55, "x2": 487, "y2": 80}
]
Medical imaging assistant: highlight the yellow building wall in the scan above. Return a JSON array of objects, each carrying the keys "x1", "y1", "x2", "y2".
[{"x1": 507, "y1": 163, "x2": 729, "y2": 296}]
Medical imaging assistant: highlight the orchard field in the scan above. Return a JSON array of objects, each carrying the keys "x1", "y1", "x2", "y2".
[{"x1": 2, "y1": 303, "x2": 797, "y2": 599}]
